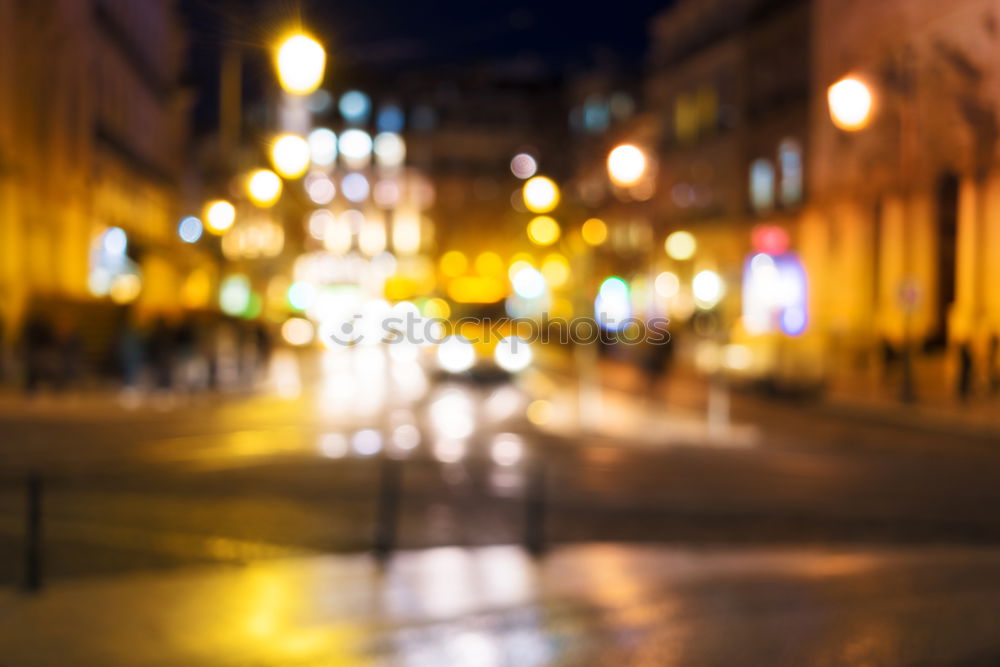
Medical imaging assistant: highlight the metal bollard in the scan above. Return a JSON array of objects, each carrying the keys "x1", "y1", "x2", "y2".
[
  {"x1": 24, "y1": 471, "x2": 43, "y2": 592},
  {"x1": 524, "y1": 461, "x2": 546, "y2": 557},
  {"x1": 372, "y1": 457, "x2": 401, "y2": 565}
]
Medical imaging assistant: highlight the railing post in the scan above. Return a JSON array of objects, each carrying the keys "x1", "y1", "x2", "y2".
[
  {"x1": 372, "y1": 457, "x2": 401, "y2": 565},
  {"x1": 524, "y1": 460, "x2": 546, "y2": 557},
  {"x1": 24, "y1": 471, "x2": 43, "y2": 592}
]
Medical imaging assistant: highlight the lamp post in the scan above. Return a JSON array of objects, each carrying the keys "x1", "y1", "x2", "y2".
[
  {"x1": 828, "y1": 68, "x2": 916, "y2": 402},
  {"x1": 275, "y1": 33, "x2": 326, "y2": 95}
]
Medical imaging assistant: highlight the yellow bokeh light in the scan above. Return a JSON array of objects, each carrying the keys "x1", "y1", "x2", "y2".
[
  {"x1": 474, "y1": 251, "x2": 504, "y2": 276},
  {"x1": 270, "y1": 134, "x2": 311, "y2": 179},
  {"x1": 247, "y1": 169, "x2": 282, "y2": 207},
  {"x1": 607, "y1": 144, "x2": 647, "y2": 187},
  {"x1": 665, "y1": 230, "x2": 697, "y2": 260},
  {"x1": 204, "y1": 199, "x2": 236, "y2": 234},
  {"x1": 541, "y1": 253, "x2": 570, "y2": 288},
  {"x1": 508, "y1": 257, "x2": 534, "y2": 282},
  {"x1": 522, "y1": 176, "x2": 560, "y2": 213},
  {"x1": 527, "y1": 215, "x2": 561, "y2": 246},
  {"x1": 440, "y1": 250, "x2": 468, "y2": 277},
  {"x1": 181, "y1": 269, "x2": 212, "y2": 309},
  {"x1": 422, "y1": 297, "x2": 451, "y2": 319},
  {"x1": 275, "y1": 34, "x2": 326, "y2": 95},
  {"x1": 392, "y1": 213, "x2": 421, "y2": 255},
  {"x1": 526, "y1": 399, "x2": 553, "y2": 425},
  {"x1": 281, "y1": 317, "x2": 315, "y2": 346},
  {"x1": 447, "y1": 276, "x2": 506, "y2": 304},
  {"x1": 581, "y1": 217, "x2": 608, "y2": 246},
  {"x1": 109, "y1": 273, "x2": 141, "y2": 304},
  {"x1": 828, "y1": 76, "x2": 873, "y2": 131}
]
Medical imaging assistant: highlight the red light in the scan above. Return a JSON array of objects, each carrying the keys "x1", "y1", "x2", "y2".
[{"x1": 752, "y1": 225, "x2": 790, "y2": 255}]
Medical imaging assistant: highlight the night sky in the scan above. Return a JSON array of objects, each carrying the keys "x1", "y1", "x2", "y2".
[{"x1": 180, "y1": 0, "x2": 669, "y2": 135}]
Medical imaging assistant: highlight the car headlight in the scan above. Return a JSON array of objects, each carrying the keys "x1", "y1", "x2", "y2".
[
  {"x1": 494, "y1": 336, "x2": 532, "y2": 372},
  {"x1": 437, "y1": 335, "x2": 476, "y2": 373}
]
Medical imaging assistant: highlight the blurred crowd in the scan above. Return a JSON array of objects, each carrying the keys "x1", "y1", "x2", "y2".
[{"x1": 6, "y1": 308, "x2": 273, "y2": 397}]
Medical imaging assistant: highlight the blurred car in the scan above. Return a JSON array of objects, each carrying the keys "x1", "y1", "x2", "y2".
[{"x1": 435, "y1": 301, "x2": 533, "y2": 380}]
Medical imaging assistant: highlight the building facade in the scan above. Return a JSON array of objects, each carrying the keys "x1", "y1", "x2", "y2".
[
  {"x1": 0, "y1": 0, "x2": 191, "y2": 363},
  {"x1": 809, "y1": 0, "x2": 1000, "y2": 396}
]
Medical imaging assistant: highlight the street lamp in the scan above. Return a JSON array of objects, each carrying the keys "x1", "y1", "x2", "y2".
[
  {"x1": 828, "y1": 70, "x2": 916, "y2": 401},
  {"x1": 275, "y1": 33, "x2": 326, "y2": 95},
  {"x1": 270, "y1": 134, "x2": 311, "y2": 179},
  {"x1": 827, "y1": 76, "x2": 873, "y2": 132},
  {"x1": 665, "y1": 230, "x2": 697, "y2": 261},
  {"x1": 527, "y1": 215, "x2": 561, "y2": 246},
  {"x1": 607, "y1": 143, "x2": 647, "y2": 187},
  {"x1": 247, "y1": 169, "x2": 282, "y2": 207},
  {"x1": 522, "y1": 176, "x2": 560, "y2": 213},
  {"x1": 204, "y1": 199, "x2": 236, "y2": 235}
]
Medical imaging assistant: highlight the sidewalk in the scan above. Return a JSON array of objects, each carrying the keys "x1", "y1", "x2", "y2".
[
  {"x1": 822, "y1": 366, "x2": 1000, "y2": 439},
  {"x1": 3, "y1": 543, "x2": 1000, "y2": 666},
  {"x1": 538, "y1": 349, "x2": 1000, "y2": 443},
  {"x1": 530, "y1": 350, "x2": 760, "y2": 449}
]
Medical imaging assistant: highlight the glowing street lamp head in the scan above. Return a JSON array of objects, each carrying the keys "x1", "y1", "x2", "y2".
[
  {"x1": 522, "y1": 176, "x2": 560, "y2": 213},
  {"x1": 270, "y1": 134, "x2": 311, "y2": 179},
  {"x1": 247, "y1": 169, "x2": 282, "y2": 207},
  {"x1": 581, "y1": 217, "x2": 608, "y2": 246},
  {"x1": 828, "y1": 76, "x2": 873, "y2": 131},
  {"x1": 275, "y1": 34, "x2": 326, "y2": 95},
  {"x1": 204, "y1": 199, "x2": 235, "y2": 234},
  {"x1": 665, "y1": 230, "x2": 697, "y2": 260},
  {"x1": 607, "y1": 143, "x2": 647, "y2": 187},
  {"x1": 527, "y1": 215, "x2": 560, "y2": 246}
]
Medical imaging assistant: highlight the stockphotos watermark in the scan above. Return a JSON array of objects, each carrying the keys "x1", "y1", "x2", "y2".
[{"x1": 323, "y1": 311, "x2": 671, "y2": 347}]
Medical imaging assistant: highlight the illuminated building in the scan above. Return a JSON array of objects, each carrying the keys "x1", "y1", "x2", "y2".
[{"x1": 0, "y1": 1, "x2": 196, "y2": 355}]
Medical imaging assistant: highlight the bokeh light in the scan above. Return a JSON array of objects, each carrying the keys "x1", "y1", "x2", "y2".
[
  {"x1": 665, "y1": 230, "x2": 697, "y2": 260},
  {"x1": 437, "y1": 335, "x2": 475, "y2": 373},
  {"x1": 373, "y1": 132, "x2": 406, "y2": 168},
  {"x1": 654, "y1": 271, "x2": 680, "y2": 298},
  {"x1": 440, "y1": 250, "x2": 468, "y2": 277},
  {"x1": 522, "y1": 176, "x2": 560, "y2": 213},
  {"x1": 581, "y1": 217, "x2": 608, "y2": 246},
  {"x1": 275, "y1": 34, "x2": 326, "y2": 95},
  {"x1": 692, "y1": 270, "x2": 724, "y2": 308},
  {"x1": 512, "y1": 266, "x2": 546, "y2": 299},
  {"x1": 527, "y1": 215, "x2": 560, "y2": 246},
  {"x1": 510, "y1": 153, "x2": 537, "y2": 179},
  {"x1": 281, "y1": 317, "x2": 315, "y2": 346},
  {"x1": 178, "y1": 216, "x2": 203, "y2": 243},
  {"x1": 494, "y1": 337, "x2": 533, "y2": 373},
  {"x1": 338, "y1": 90, "x2": 371, "y2": 123},
  {"x1": 828, "y1": 76, "x2": 873, "y2": 131},
  {"x1": 307, "y1": 128, "x2": 337, "y2": 166},
  {"x1": 607, "y1": 143, "x2": 647, "y2": 186},
  {"x1": 270, "y1": 134, "x2": 310, "y2": 179},
  {"x1": 219, "y1": 274, "x2": 252, "y2": 316},
  {"x1": 595, "y1": 277, "x2": 631, "y2": 330},
  {"x1": 247, "y1": 169, "x2": 282, "y2": 207},
  {"x1": 109, "y1": 273, "x2": 141, "y2": 304},
  {"x1": 338, "y1": 129, "x2": 373, "y2": 166},
  {"x1": 341, "y1": 172, "x2": 370, "y2": 202},
  {"x1": 541, "y1": 253, "x2": 570, "y2": 287},
  {"x1": 475, "y1": 251, "x2": 504, "y2": 277},
  {"x1": 204, "y1": 200, "x2": 235, "y2": 234}
]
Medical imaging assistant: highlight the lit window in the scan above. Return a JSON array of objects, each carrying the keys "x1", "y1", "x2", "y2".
[
  {"x1": 778, "y1": 138, "x2": 802, "y2": 207},
  {"x1": 583, "y1": 94, "x2": 610, "y2": 133},
  {"x1": 750, "y1": 158, "x2": 775, "y2": 213},
  {"x1": 674, "y1": 93, "x2": 699, "y2": 144}
]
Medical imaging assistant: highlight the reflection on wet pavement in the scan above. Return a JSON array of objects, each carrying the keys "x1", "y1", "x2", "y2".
[{"x1": 3, "y1": 544, "x2": 1000, "y2": 666}]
